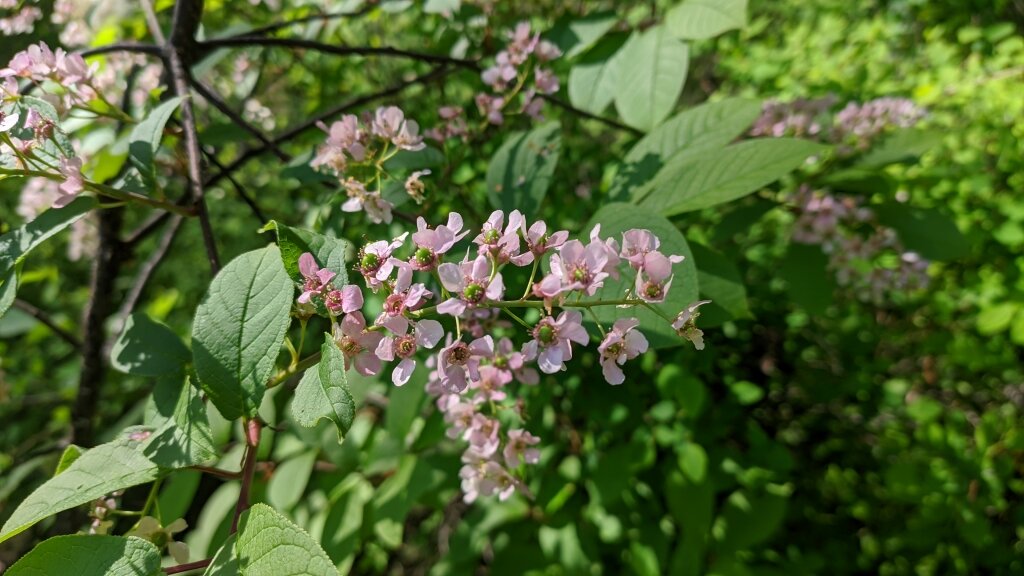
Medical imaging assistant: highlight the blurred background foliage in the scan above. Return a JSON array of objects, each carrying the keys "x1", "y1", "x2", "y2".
[{"x1": 1, "y1": 0, "x2": 1023, "y2": 574}]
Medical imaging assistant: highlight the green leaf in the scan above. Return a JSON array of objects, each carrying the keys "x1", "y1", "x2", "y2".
[
  {"x1": 583, "y1": 203, "x2": 698, "y2": 348},
  {"x1": 54, "y1": 444, "x2": 83, "y2": 476},
  {"x1": 261, "y1": 221, "x2": 349, "y2": 284},
  {"x1": 143, "y1": 378, "x2": 217, "y2": 468},
  {"x1": 291, "y1": 334, "x2": 356, "y2": 441},
  {"x1": 0, "y1": 196, "x2": 96, "y2": 277},
  {"x1": 14, "y1": 97, "x2": 74, "y2": 157},
  {"x1": 0, "y1": 267, "x2": 16, "y2": 320},
  {"x1": 6, "y1": 535, "x2": 162, "y2": 576},
  {"x1": 322, "y1": 475, "x2": 374, "y2": 574},
  {"x1": 729, "y1": 381, "x2": 764, "y2": 405},
  {"x1": 547, "y1": 11, "x2": 619, "y2": 59},
  {"x1": 689, "y1": 242, "x2": 751, "y2": 324},
  {"x1": 666, "y1": 0, "x2": 748, "y2": 40},
  {"x1": 236, "y1": 503, "x2": 340, "y2": 576},
  {"x1": 192, "y1": 246, "x2": 294, "y2": 420},
  {"x1": 203, "y1": 534, "x2": 239, "y2": 576},
  {"x1": 715, "y1": 490, "x2": 787, "y2": 553},
  {"x1": 638, "y1": 138, "x2": 824, "y2": 215},
  {"x1": 779, "y1": 243, "x2": 834, "y2": 314},
  {"x1": 111, "y1": 313, "x2": 191, "y2": 377},
  {"x1": 267, "y1": 450, "x2": 317, "y2": 511},
  {"x1": 874, "y1": 203, "x2": 968, "y2": 260},
  {"x1": 486, "y1": 122, "x2": 562, "y2": 218},
  {"x1": 613, "y1": 26, "x2": 689, "y2": 132},
  {"x1": 610, "y1": 98, "x2": 762, "y2": 201},
  {"x1": 976, "y1": 303, "x2": 1017, "y2": 335},
  {"x1": 568, "y1": 33, "x2": 628, "y2": 115},
  {"x1": 857, "y1": 128, "x2": 942, "y2": 167},
  {"x1": 678, "y1": 443, "x2": 708, "y2": 482},
  {"x1": 129, "y1": 96, "x2": 184, "y2": 187},
  {"x1": 0, "y1": 438, "x2": 160, "y2": 543},
  {"x1": 666, "y1": 472, "x2": 713, "y2": 576}
]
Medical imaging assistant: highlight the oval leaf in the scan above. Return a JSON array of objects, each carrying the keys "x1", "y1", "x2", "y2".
[
  {"x1": 129, "y1": 96, "x2": 184, "y2": 187},
  {"x1": 486, "y1": 122, "x2": 562, "y2": 219},
  {"x1": 613, "y1": 26, "x2": 689, "y2": 132},
  {"x1": 637, "y1": 138, "x2": 825, "y2": 215},
  {"x1": 291, "y1": 334, "x2": 356, "y2": 442},
  {"x1": 568, "y1": 33, "x2": 628, "y2": 115},
  {"x1": 111, "y1": 313, "x2": 191, "y2": 377},
  {"x1": 583, "y1": 203, "x2": 698, "y2": 348},
  {"x1": 7, "y1": 535, "x2": 162, "y2": 576},
  {"x1": 236, "y1": 503, "x2": 340, "y2": 576},
  {"x1": 192, "y1": 245, "x2": 294, "y2": 420},
  {"x1": 666, "y1": 0, "x2": 748, "y2": 40}
]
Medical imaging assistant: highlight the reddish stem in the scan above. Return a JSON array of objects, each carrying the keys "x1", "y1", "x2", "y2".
[
  {"x1": 164, "y1": 558, "x2": 212, "y2": 574},
  {"x1": 230, "y1": 418, "x2": 261, "y2": 534}
]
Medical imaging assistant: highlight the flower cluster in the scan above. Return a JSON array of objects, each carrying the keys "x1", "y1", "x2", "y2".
[
  {"x1": 0, "y1": 0, "x2": 42, "y2": 35},
  {"x1": 293, "y1": 211, "x2": 710, "y2": 501},
  {"x1": 791, "y1": 186, "x2": 930, "y2": 303},
  {"x1": 751, "y1": 96, "x2": 925, "y2": 153},
  {"x1": 311, "y1": 105, "x2": 428, "y2": 224},
  {"x1": 0, "y1": 42, "x2": 97, "y2": 105},
  {"x1": 476, "y1": 22, "x2": 561, "y2": 125}
]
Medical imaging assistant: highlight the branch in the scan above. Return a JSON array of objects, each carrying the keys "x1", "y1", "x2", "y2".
[
  {"x1": 79, "y1": 43, "x2": 164, "y2": 59},
  {"x1": 200, "y1": 148, "x2": 267, "y2": 223},
  {"x1": 231, "y1": 419, "x2": 262, "y2": 534},
  {"x1": 13, "y1": 299, "x2": 82, "y2": 349},
  {"x1": 114, "y1": 215, "x2": 183, "y2": 332},
  {"x1": 198, "y1": 36, "x2": 480, "y2": 71},
  {"x1": 165, "y1": 54, "x2": 220, "y2": 273},
  {"x1": 189, "y1": 78, "x2": 288, "y2": 162},
  {"x1": 218, "y1": 6, "x2": 375, "y2": 39},
  {"x1": 140, "y1": 0, "x2": 167, "y2": 45},
  {"x1": 540, "y1": 94, "x2": 643, "y2": 136},
  {"x1": 204, "y1": 66, "x2": 454, "y2": 188}
]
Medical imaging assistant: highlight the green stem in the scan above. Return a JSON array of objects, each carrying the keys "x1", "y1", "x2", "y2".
[
  {"x1": 266, "y1": 351, "x2": 322, "y2": 389},
  {"x1": 500, "y1": 306, "x2": 532, "y2": 331},
  {"x1": 520, "y1": 259, "x2": 539, "y2": 299},
  {"x1": 85, "y1": 181, "x2": 197, "y2": 216}
]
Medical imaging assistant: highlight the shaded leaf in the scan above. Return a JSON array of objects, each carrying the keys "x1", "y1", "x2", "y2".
[
  {"x1": 486, "y1": 122, "x2": 561, "y2": 218},
  {"x1": 547, "y1": 11, "x2": 619, "y2": 59},
  {"x1": 613, "y1": 27, "x2": 689, "y2": 132},
  {"x1": 690, "y1": 242, "x2": 751, "y2": 325},
  {"x1": 129, "y1": 97, "x2": 184, "y2": 188},
  {"x1": 874, "y1": 203, "x2": 968, "y2": 260},
  {"x1": 111, "y1": 313, "x2": 190, "y2": 377},
  {"x1": 568, "y1": 33, "x2": 628, "y2": 115},
  {"x1": 779, "y1": 243, "x2": 834, "y2": 314},
  {"x1": 291, "y1": 334, "x2": 356, "y2": 441},
  {"x1": 143, "y1": 378, "x2": 217, "y2": 468},
  {"x1": 261, "y1": 221, "x2": 349, "y2": 284}
]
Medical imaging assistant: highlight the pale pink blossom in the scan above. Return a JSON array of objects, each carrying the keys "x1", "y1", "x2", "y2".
[
  {"x1": 522, "y1": 310, "x2": 589, "y2": 373},
  {"x1": 672, "y1": 300, "x2": 711, "y2": 350},
  {"x1": 411, "y1": 212, "x2": 468, "y2": 271},
  {"x1": 437, "y1": 335, "x2": 494, "y2": 392},
  {"x1": 324, "y1": 285, "x2": 363, "y2": 315},
  {"x1": 548, "y1": 239, "x2": 610, "y2": 296},
  {"x1": 503, "y1": 429, "x2": 540, "y2": 468},
  {"x1": 473, "y1": 209, "x2": 523, "y2": 263},
  {"x1": 437, "y1": 255, "x2": 505, "y2": 316},
  {"x1": 297, "y1": 252, "x2": 336, "y2": 304},
  {"x1": 55, "y1": 156, "x2": 84, "y2": 207},
  {"x1": 334, "y1": 311, "x2": 383, "y2": 376},
  {"x1": 510, "y1": 218, "x2": 569, "y2": 266},
  {"x1": 375, "y1": 319, "x2": 443, "y2": 386},
  {"x1": 597, "y1": 318, "x2": 649, "y2": 385},
  {"x1": 635, "y1": 251, "x2": 677, "y2": 304},
  {"x1": 357, "y1": 233, "x2": 407, "y2": 288}
]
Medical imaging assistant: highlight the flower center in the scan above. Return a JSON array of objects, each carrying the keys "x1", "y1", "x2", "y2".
[
  {"x1": 395, "y1": 335, "x2": 417, "y2": 358},
  {"x1": 446, "y1": 343, "x2": 471, "y2": 366},
  {"x1": 303, "y1": 277, "x2": 323, "y2": 293},
  {"x1": 644, "y1": 282, "x2": 663, "y2": 299},
  {"x1": 414, "y1": 247, "x2": 434, "y2": 266},
  {"x1": 604, "y1": 342, "x2": 624, "y2": 358},
  {"x1": 572, "y1": 267, "x2": 589, "y2": 283},
  {"x1": 360, "y1": 251, "x2": 380, "y2": 271},
  {"x1": 338, "y1": 336, "x2": 363, "y2": 357},
  {"x1": 324, "y1": 289, "x2": 343, "y2": 311},
  {"x1": 385, "y1": 293, "x2": 405, "y2": 315},
  {"x1": 483, "y1": 228, "x2": 500, "y2": 244},
  {"x1": 463, "y1": 282, "x2": 485, "y2": 303},
  {"x1": 537, "y1": 324, "x2": 556, "y2": 344},
  {"x1": 493, "y1": 356, "x2": 508, "y2": 368}
]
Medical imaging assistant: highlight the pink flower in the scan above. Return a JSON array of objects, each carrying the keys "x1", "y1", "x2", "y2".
[
  {"x1": 672, "y1": 300, "x2": 712, "y2": 350},
  {"x1": 589, "y1": 224, "x2": 622, "y2": 278},
  {"x1": 459, "y1": 448, "x2": 518, "y2": 503},
  {"x1": 341, "y1": 178, "x2": 393, "y2": 224},
  {"x1": 54, "y1": 157, "x2": 84, "y2": 208},
  {"x1": 510, "y1": 218, "x2": 569, "y2": 266},
  {"x1": 437, "y1": 335, "x2": 494, "y2": 392},
  {"x1": 376, "y1": 261, "x2": 433, "y2": 332},
  {"x1": 312, "y1": 115, "x2": 365, "y2": 172},
  {"x1": 597, "y1": 318, "x2": 649, "y2": 385},
  {"x1": 503, "y1": 429, "x2": 540, "y2": 468},
  {"x1": 404, "y1": 169, "x2": 429, "y2": 203},
  {"x1": 635, "y1": 251, "x2": 676, "y2": 304},
  {"x1": 375, "y1": 319, "x2": 443, "y2": 386},
  {"x1": 468, "y1": 365, "x2": 512, "y2": 403},
  {"x1": 410, "y1": 212, "x2": 468, "y2": 271},
  {"x1": 334, "y1": 311, "x2": 383, "y2": 376},
  {"x1": 466, "y1": 414, "x2": 501, "y2": 456},
  {"x1": 297, "y1": 252, "x2": 336, "y2": 304},
  {"x1": 521, "y1": 310, "x2": 589, "y2": 373},
  {"x1": 534, "y1": 68, "x2": 559, "y2": 95},
  {"x1": 535, "y1": 40, "x2": 562, "y2": 62},
  {"x1": 549, "y1": 239, "x2": 610, "y2": 296},
  {"x1": 324, "y1": 285, "x2": 363, "y2": 315},
  {"x1": 475, "y1": 93, "x2": 505, "y2": 125},
  {"x1": 473, "y1": 209, "x2": 523, "y2": 263},
  {"x1": 620, "y1": 229, "x2": 684, "y2": 271},
  {"x1": 437, "y1": 255, "x2": 504, "y2": 316},
  {"x1": 372, "y1": 106, "x2": 425, "y2": 151},
  {"x1": 357, "y1": 233, "x2": 407, "y2": 288},
  {"x1": 494, "y1": 337, "x2": 539, "y2": 385}
]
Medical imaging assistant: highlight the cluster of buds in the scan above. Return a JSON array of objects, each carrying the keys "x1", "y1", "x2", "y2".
[
  {"x1": 294, "y1": 211, "x2": 710, "y2": 501},
  {"x1": 87, "y1": 493, "x2": 120, "y2": 535},
  {"x1": 476, "y1": 22, "x2": 561, "y2": 125},
  {"x1": 426, "y1": 105, "x2": 469, "y2": 144},
  {"x1": 791, "y1": 186, "x2": 930, "y2": 303},
  {"x1": 0, "y1": 0, "x2": 42, "y2": 35},
  {"x1": 751, "y1": 96, "x2": 926, "y2": 154},
  {"x1": 311, "y1": 105, "x2": 428, "y2": 224}
]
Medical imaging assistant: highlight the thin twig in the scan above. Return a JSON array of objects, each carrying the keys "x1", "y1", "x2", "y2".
[
  {"x1": 200, "y1": 147, "x2": 268, "y2": 223},
  {"x1": 199, "y1": 36, "x2": 480, "y2": 71},
  {"x1": 13, "y1": 299, "x2": 82, "y2": 349},
  {"x1": 79, "y1": 43, "x2": 164, "y2": 59},
  {"x1": 123, "y1": 211, "x2": 172, "y2": 246},
  {"x1": 204, "y1": 66, "x2": 454, "y2": 188},
  {"x1": 231, "y1": 419, "x2": 262, "y2": 534},
  {"x1": 114, "y1": 215, "x2": 183, "y2": 331},
  {"x1": 189, "y1": 78, "x2": 289, "y2": 161},
  {"x1": 140, "y1": 0, "x2": 167, "y2": 44},
  {"x1": 540, "y1": 94, "x2": 643, "y2": 136}
]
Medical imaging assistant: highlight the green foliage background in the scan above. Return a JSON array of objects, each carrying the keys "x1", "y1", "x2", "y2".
[{"x1": 1, "y1": 0, "x2": 1023, "y2": 574}]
